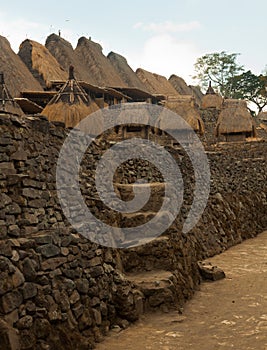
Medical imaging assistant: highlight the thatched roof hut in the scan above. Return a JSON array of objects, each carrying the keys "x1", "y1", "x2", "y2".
[
  {"x1": 0, "y1": 73, "x2": 23, "y2": 115},
  {"x1": 162, "y1": 96, "x2": 204, "y2": 134},
  {"x1": 42, "y1": 66, "x2": 100, "y2": 130},
  {"x1": 216, "y1": 99, "x2": 256, "y2": 141},
  {"x1": 136, "y1": 68, "x2": 179, "y2": 96},
  {"x1": 0, "y1": 35, "x2": 43, "y2": 97},
  {"x1": 18, "y1": 39, "x2": 68, "y2": 89},
  {"x1": 201, "y1": 82, "x2": 223, "y2": 109},
  {"x1": 45, "y1": 34, "x2": 92, "y2": 83},
  {"x1": 75, "y1": 37, "x2": 125, "y2": 87},
  {"x1": 107, "y1": 52, "x2": 148, "y2": 90}
]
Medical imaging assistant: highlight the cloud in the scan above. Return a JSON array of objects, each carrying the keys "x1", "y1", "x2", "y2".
[
  {"x1": 127, "y1": 34, "x2": 204, "y2": 84},
  {"x1": 0, "y1": 11, "x2": 77, "y2": 52},
  {"x1": 133, "y1": 20, "x2": 201, "y2": 34}
]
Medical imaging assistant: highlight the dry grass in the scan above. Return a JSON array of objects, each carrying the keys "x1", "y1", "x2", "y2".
[
  {"x1": 75, "y1": 37, "x2": 125, "y2": 87},
  {"x1": 108, "y1": 52, "x2": 147, "y2": 90},
  {"x1": 19, "y1": 39, "x2": 68, "y2": 88},
  {"x1": 45, "y1": 34, "x2": 92, "y2": 83},
  {"x1": 216, "y1": 99, "x2": 256, "y2": 136},
  {"x1": 136, "y1": 68, "x2": 179, "y2": 96},
  {"x1": 42, "y1": 101, "x2": 100, "y2": 129},
  {"x1": 159, "y1": 98, "x2": 204, "y2": 134},
  {"x1": 0, "y1": 35, "x2": 42, "y2": 97},
  {"x1": 201, "y1": 94, "x2": 223, "y2": 109}
]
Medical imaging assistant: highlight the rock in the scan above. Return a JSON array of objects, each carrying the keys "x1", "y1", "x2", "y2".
[
  {"x1": 22, "y1": 258, "x2": 37, "y2": 281},
  {"x1": 198, "y1": 261, "x2": 226, "y2": 281},
  {"x1": 16, "y1": 316, "x2": 33, "y2": 330},
  {"x1": 21, "y1": 282, "x2": 38, "y2": 299},
  {"x1": 33, "y1": 318, "x2": 51, "y2": 339},
  {"x1": 12, "y1": 268, "x2": 25, "y2": 288},
  {"x1": 76, "y1": 279, "x2": 89, "y2": 294},
  {"x1": 36, "y1": 244, "x2": 60, "y2": 258},
  {"x1": 41, "y1": 257, "x2": 67, "y2": 271},
  {"x1": 1, "y1": 290, "x2": 23, "y2": 314},
  {"x1": 0, "y1": 319, "x2": 20, "y2": 350}
]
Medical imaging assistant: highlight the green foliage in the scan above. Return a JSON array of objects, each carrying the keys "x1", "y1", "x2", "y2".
[
  {"x1": 228, "y1": 71, "x2": 267, "y2": 113},
  {"x1": 193, "y1": 51, "x2": 244, "y2": 96}
]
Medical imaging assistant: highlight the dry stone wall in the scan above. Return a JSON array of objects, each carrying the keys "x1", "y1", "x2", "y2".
[{"x1": 0, "y1": 113, "x2": 267, "y2": 349}]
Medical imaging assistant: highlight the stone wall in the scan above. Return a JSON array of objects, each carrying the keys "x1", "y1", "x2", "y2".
[{"x1": 0, "y1": 113, "x2": 267, "y2": 349}]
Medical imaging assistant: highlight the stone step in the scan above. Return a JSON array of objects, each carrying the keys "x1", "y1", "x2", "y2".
[
  {"x1": 120, "y1": 236, "x2": 175, "y2": 272},
  {"x1": 126, "y1": 270, "x2": 181, "y2": 313}
]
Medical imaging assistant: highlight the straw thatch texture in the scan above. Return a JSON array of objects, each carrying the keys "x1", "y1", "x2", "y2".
[
  {"x1": 168, "y1": 75, "x2": 204, "y2": 107},
  {"x1": 189, "y1": 85, "x2": 204, "y2": 106},
  {"x1": 18, "y1": 39, "x2": 68, "y2": 89},
  {"x1": 75, "y1": 37, "x2": 125, "y2": 87},
  {"x1": 257, "y1": 111, "x2": 267, "y2": 122},
  {"x1": 0, "y1": 35, "x2": 43, "y2": 97},
  {"x1": 107, "y1": 52, "x2": 148, "y2": 90},
  {"x1": 169, "y1": 75, "x2": 192, "y2": 95},
  {"x1": 136, "y1": 68, "x2": 179, "y2": 96},
  {"x1": 0, "y1": 73, "x2": 23, "y2": 115},
  {"x1": 162, "y1": 97, "x2": 204, "y2": 134},
  {"x1": 42, "y1": 68, "x2": 100, "y2": 129},
  {"x1": 216, "y1": 99, "x2": 256, "y2": 136},
  {"x1": 201, "y1": 94, "x2": 223, "y2": 109},
  {"x1": 45, "y1": 34, "x2": 92, "y2": 83}
]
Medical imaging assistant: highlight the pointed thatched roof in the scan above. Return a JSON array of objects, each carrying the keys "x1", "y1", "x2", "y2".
[
  {"x1": 216, "y1": 99, "x2": 256, "y2": 136},
  {"x1": 18, "y1": 39, "x2": 68, "y2": 89},
  {"x1": 107, "y1": 52, "x2": 148, "y2": 90},
  {"x1": 168, "y1": 75, "x2": 192, "y2": 95},
  {"x1": 169, "y1": 74, "x2": 204, "y2": 106},
  {"x1": 74, "y1": 37, "x2": 125, "y2": 87},
  {"x1": 45, "y1": 34, "x2": 92, "y2": 83},
  {"x1": 42, "y1": 66, "x2": 100, "y2": 129},
  {"x1": 0, "y1": 35, "x2": 43, "y2": 97},
  {"x1": 161, "y1": 96, "x2": 204, "y2": 134},
  {"x1": 189, "y1": 85, "x2": 204, "y2": 106},
  {"x1": 136, "y1": 68, "x2": 179, "y2": 97},
  {"x1": 201, "y1": 82, "x2": 223, "y2": 109},
  {"x1": 0, "y1": 73, "x2": 24, "y2": 115}
]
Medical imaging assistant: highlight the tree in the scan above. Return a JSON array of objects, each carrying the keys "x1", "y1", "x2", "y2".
[
  {"x1": 228, "y1": 70, "x2": 267, "y2": 113},
  {"x1": 193, "y1": 51, "x2": 244, "y2": 96}
]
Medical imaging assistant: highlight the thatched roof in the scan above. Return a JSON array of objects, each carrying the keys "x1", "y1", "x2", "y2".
[
  {"x1": 117, "y1": 102, "x2": 151, "y2": 124},
  {"x1": 45, "y1": 34, "x2": 92, "y2": 83},
  {"x1": 136, "y1": 68, "x2": 179, "y2": 96},
  {"x1": 257, "y1": 111, "x2": 267, "y2": 122},
  {"x1": 160, "y1": 96, "x2": 204, "y2": 134},
  {"x1": 42, "y1": 66, "x2": 100, "y2": 129},
  {"x1": 201, "y1": 82, "x2": 223, "y2": 109},
  {"x1": 168, "y1": 75, "x2": 205, "y2": 107},
  {"x1": 0, "y1": 35, "x2": 43, "y2": 97},
  {"x1": 75, "y1": 37, "x2": 125, "y2": 87},
  {"x1": 107, "y1": 52, "x2": 148, "y2": 90},
  {"x1": 0, "y1": 73, "x2": 23, "y2": 115},
  {"x1": 189, "y1": 85, "x2": 204, "y2": 106},
  {"x1": 168, "y1": 75, "x2": 192, "y2": 95},
  {"x1": 216, "y1": 99, "x2": 256, "y2": 136},
  {"x1": 18, "y1": 39, "x2": 68, "y2": 89}
]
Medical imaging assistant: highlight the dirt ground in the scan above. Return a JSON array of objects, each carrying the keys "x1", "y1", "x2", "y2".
[{"x1": 96, "y1": 231, "x2": 267, "y2": 350}]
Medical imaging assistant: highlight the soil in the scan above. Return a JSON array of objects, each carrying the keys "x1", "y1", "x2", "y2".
[{"x1": 96, "y1": 231, "x2": 267, "y2": 350}]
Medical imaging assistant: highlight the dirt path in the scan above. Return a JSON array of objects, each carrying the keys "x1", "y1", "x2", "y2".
[{"x1": 96, "y1": 231, "x2": 267, "y2": 350}]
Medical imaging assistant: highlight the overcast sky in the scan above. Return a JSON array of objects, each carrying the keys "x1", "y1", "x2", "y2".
[{"x1": 0, "y1": 0, "x2": 266, "y2": 84}]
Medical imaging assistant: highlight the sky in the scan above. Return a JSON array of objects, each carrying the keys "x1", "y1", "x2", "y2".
[{"x1": 0, "y1": 0, "x2": 266, "y2": 85}]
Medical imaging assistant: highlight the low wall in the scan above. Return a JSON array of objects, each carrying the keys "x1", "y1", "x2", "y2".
[{"x1": 0, "y1": 114, "x2": 266, "y2": 349}]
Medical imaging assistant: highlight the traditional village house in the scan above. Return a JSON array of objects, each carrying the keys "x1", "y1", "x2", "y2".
[
  {"x1": 201, "y1": 82, "x2": 223, "y2": 110},
  {"x1": 216, "y1": 99, "x2": 256, "y2": 142},
  {"x1": 41, "y1": 66, "x2": 100, "y2": 131}
]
